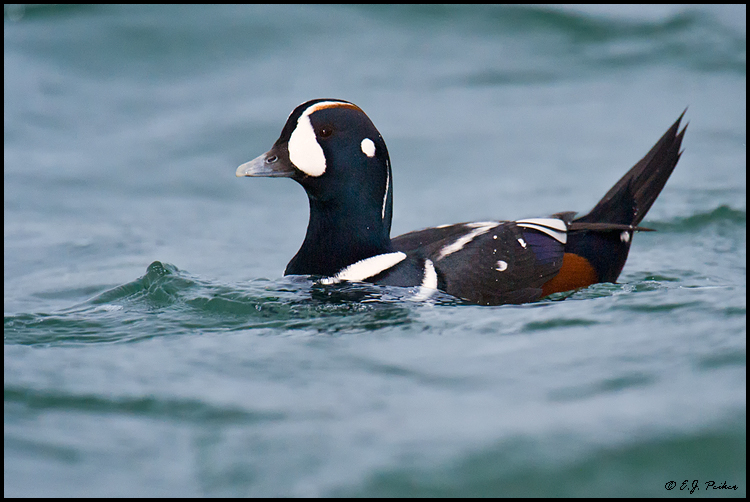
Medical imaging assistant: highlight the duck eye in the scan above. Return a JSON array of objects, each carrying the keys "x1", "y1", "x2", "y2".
[{"x1": 320, "y1": 126, "x2": 333, "y2": 138}]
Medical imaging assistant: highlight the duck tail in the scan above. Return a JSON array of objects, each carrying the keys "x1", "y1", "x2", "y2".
[{"x1": 542, "y1": 112, "x2": 687, "y2": 295}]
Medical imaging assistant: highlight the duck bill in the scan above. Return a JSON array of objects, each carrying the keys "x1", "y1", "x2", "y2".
[{"x1": 236, "y1": 148, "x2": 296, "y2": 178}]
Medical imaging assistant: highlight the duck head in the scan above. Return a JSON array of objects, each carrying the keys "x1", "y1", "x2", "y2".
[{"x1": 237, "y1": 99, "x2": 395, "y2": 276}]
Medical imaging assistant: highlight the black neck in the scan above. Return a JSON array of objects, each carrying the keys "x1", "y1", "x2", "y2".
[{"x1": 284, "y1": 196, "x2": 393, "y2": 277}]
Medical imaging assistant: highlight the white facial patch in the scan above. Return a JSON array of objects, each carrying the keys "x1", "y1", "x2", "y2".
[
  {"x1": 288, "y1": 100, "x2": 355, "y2": 177},
  {"x1": 319, "y1": 252, "x2": 406, "y2": 285},
  {"x1": 496, "y1": 260, "x2": 508, "y2": 272},
  {"x1": 288, "y1": 113, "x2": 326, "y2": 176},
  {"x1": 620, "y1": 231, "x2": 631, "y2": 243},
  {"x1": 361, "y1": 138, "x2": 376, "y2": 157}
]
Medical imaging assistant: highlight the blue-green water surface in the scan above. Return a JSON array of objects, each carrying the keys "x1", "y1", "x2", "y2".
[{"x1": 4, "y1": 4, "x2": 746, "y2": 497}]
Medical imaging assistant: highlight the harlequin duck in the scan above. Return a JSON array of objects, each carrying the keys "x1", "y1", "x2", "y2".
[{"x1": 236, "y1": 99, "x2": 686, "y2": 306}]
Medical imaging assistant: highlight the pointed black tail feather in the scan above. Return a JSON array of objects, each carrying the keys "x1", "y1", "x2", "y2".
[
  {"x1": 565, "y1": 112, "x2": 687, "y2": 284},
  {"x1": 575, "y1": 110, "x2": 687, "y2": 227}
]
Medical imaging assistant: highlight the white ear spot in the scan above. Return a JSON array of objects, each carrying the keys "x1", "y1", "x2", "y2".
[{"x1": 361, "y1": 138, "x2": 376, "y2": 158}]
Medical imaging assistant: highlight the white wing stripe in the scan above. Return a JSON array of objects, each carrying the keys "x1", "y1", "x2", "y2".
[
  {"x1": 515, "y1": 218, "x2": 567, "y2": 231},
  {"x1": 437, "y1": 222, "x2": 499, "y2": 260},
  {"x1": 515, "y1": 218, "x2": 567, "y2": 244}
]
